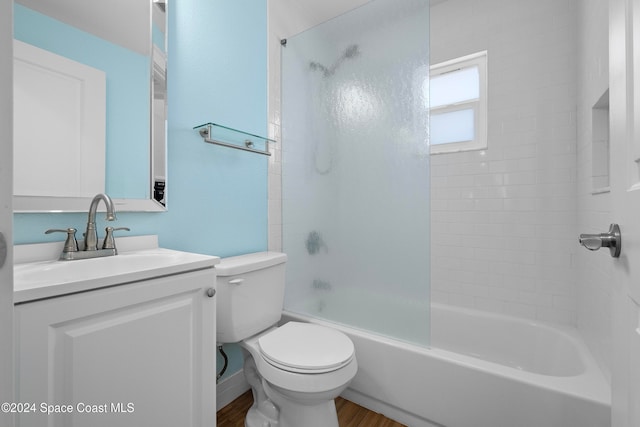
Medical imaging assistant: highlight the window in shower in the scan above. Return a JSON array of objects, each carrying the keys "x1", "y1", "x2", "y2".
[{"x1": 430, "y1": 51, "x2": 487, "y2": 154}]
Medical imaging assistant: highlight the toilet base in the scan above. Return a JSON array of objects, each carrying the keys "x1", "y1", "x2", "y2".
[
  {"x1": 246, "y1": 405, "x2": 279, "y2": 427},
  {"x1": 242, "y1": 352, "x2": 343, "y2": 427},
  {"x1": 244, "y1": 383, "x2": 340, "y2": 427},
  {"x1": 263, "y1": 381, "x2": 339, "y2": 427},
  {"x1": 244, "y1": 354, "x2": 279, "y2": 427}
]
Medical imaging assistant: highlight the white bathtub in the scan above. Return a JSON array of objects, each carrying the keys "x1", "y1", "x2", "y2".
[{"x1": 282, "y1": 301, "x2": 611, "y2": 427}]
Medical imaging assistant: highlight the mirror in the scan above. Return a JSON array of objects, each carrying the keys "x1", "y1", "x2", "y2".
[{"x1": 13, "y1": 0, "x2": 167, "y2": 212}]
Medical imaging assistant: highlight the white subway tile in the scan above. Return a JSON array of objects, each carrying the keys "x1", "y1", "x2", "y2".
[{"x1": 503, "y1": 302, "x2": 537, "y2": 320}]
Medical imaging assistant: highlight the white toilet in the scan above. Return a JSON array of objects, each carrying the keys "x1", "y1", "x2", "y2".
[{"x1": 216, "y1": 252, "x2": 357, "y2": 427}]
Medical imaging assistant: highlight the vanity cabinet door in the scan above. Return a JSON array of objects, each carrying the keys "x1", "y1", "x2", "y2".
[{"x1": 14, "y1": 269, "x2": 216, "y2": 427}]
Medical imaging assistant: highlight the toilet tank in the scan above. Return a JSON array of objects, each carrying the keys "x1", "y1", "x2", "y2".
[{"x1": 215, "y1": 252, "x2": 287, "y2": 343}]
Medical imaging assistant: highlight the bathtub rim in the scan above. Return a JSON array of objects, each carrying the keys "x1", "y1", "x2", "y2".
[
  {"x1": 281, "y1": 304, "x2": 611, "y2": 407},
  {"x1": 430, "y1": 302, "x2": 587, "y2": 376}
]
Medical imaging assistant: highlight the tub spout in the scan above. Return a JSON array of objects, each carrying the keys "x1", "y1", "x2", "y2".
[{"x1": 578, "y1": 223, "x2": 621, "y2": 258}]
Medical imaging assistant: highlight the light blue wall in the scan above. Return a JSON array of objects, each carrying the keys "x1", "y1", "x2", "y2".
[
  {"x1": 161, "y1": 0, "x2": 268, "y2": 257},
  {"x1": 14, "y1": 0, "x2": 268, "y2": 380}
]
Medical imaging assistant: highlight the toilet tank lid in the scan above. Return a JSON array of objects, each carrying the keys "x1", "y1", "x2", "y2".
[{"x1": 215, "y1": 251, "x2": 287, "y2": 276}]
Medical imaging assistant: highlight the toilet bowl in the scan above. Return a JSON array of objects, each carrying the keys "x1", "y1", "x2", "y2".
[
  {"x1": 241, "y1": 322, "x2": 357, "y2": 427},
  {"x1": 215, "y1": 252, "x2": 358, "y2": 427}
]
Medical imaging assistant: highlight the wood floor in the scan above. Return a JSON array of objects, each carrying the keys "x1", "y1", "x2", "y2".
[{"x1": 217, "y1": 390, "x2": 407, "y2": 427}]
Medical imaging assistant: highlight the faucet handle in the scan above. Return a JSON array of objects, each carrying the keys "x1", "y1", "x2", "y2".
[
  {"x1": 45, "y1": 228, "x2": 79, "y2": 253},
  {"x1": 102, "y1": 226, "x2": 130, "y2": 251}
]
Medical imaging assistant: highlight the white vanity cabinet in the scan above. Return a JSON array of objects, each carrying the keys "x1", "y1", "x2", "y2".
[{"x1": 14, "y1": 267, "x2": 217, "y2": 427}]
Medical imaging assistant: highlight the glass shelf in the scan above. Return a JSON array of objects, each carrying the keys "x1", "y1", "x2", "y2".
[{"x1": 193, "y1": 122, "x2": 275, "y2": 156}]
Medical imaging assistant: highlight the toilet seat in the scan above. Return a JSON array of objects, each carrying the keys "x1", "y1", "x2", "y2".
[{"x1": 258, "y1": 322, "x2": 354, "y2": 374}]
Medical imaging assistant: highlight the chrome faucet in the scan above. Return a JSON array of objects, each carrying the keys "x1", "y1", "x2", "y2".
[{"x1": 84, "y1": 193, "x2": 117, "y2": 251}]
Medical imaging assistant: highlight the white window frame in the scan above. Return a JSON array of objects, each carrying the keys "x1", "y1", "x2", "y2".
[{"x1": 430, "y1": 51, "x2": 487, "y2": 154}]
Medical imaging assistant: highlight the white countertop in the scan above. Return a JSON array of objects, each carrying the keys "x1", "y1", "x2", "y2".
[{"x1": 14, "y1": 235, "x2": 220, "y2": 303}]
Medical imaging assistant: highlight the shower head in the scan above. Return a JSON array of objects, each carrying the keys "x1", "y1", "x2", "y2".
[
  {"x1": 309, "y1": 61, "x2": 330, "y2": 76},
  {"x1": 309, "y1": 44, "x2": 361, "y2": 78}
]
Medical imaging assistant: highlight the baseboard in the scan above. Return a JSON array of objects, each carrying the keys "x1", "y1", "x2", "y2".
[
  {"x1": 216, "y1": 369, "x2": 250, "y2": 410},
  {"x1": 341, "y1": 388, "x2": 441, "y2": 427}
]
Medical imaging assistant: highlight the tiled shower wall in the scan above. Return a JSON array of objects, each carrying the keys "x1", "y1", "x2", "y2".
[
  {"x1": 270, "y1": 0, "x2": 582, "y2": 325},
  {"x1": 430, "y1": 0, "x2": 579, "y2": 324},
  {"x1": 268, "y1": 0, "x2": 612, "y2": 380},
  {"x1": 266, "y1": 1, "x2": 304, "y2": 253},
  {"x1": 266, "y1": 7, "x2": 283, "y2": 253},
  {"x1": 576, "y1": 0, "x2": 612, "y2": 383}
]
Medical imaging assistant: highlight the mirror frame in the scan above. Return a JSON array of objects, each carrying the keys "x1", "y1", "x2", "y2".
[
  {"x1": 13, "y1": 196, "x2": 165, "y2": 213},
  {"x1": 12, "y1": 0, "x2": 167, "y2": 213}
]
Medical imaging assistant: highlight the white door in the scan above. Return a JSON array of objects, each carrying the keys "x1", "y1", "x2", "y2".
[
  {"x1": 0, "y1": 1, "x2": 14, "y2": 427},
  {"x1": 609, "y1": 0, "x2": 640, "y2": 425}
]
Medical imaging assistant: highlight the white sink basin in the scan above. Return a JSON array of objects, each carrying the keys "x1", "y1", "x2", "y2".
[{"x1": 14, "y1": 243, "x2": 219, "y2": 303}]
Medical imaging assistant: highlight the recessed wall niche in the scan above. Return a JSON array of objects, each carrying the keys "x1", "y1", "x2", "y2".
[{"x1": 591, "y1": 90, "x2": 610, "y2": 193}]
